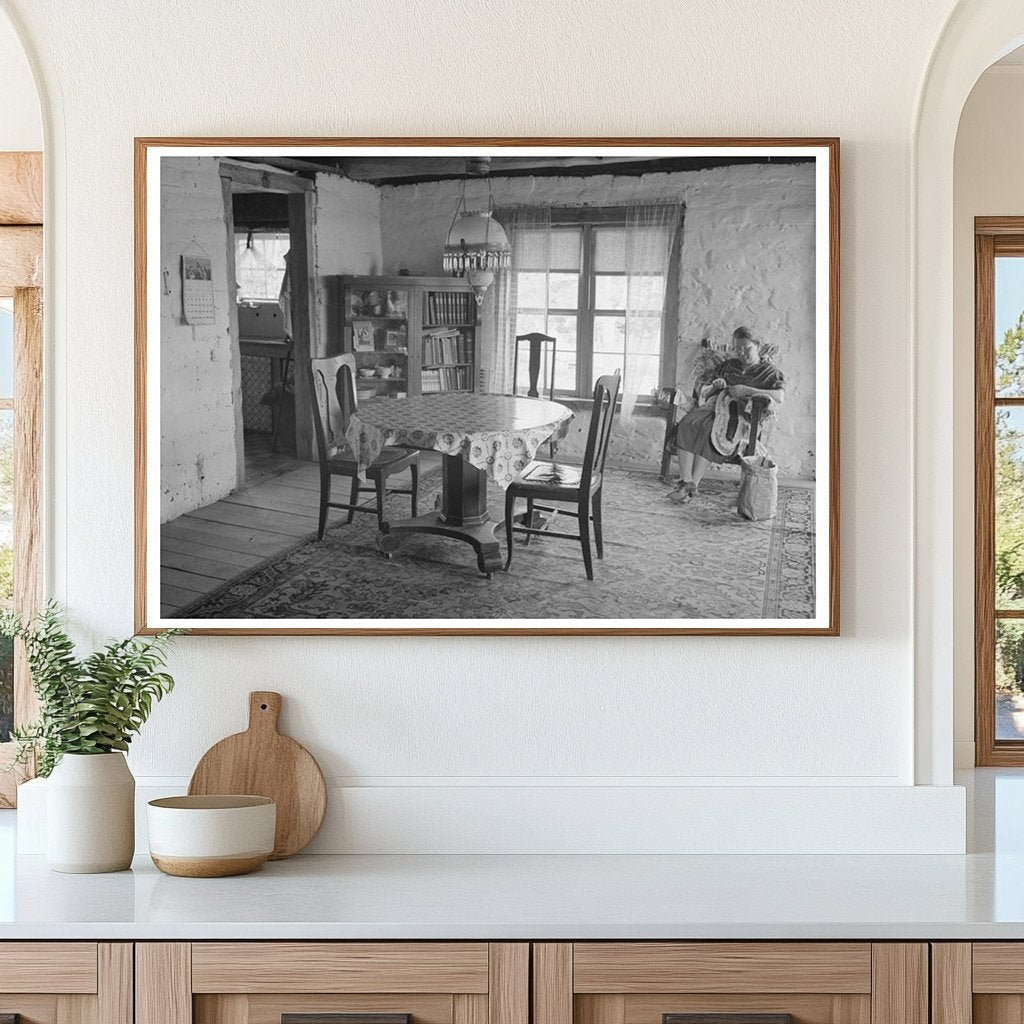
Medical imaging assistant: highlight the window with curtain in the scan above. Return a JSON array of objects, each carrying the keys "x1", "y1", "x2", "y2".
[
  {"x1": 496, "y1": 204, "x2": 682, "y2": 410},
  {"x1": 234, "y1": 230, "x2": 290, "y2": 301}
]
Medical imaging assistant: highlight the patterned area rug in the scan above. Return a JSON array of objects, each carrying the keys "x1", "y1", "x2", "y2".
[{"x1": 183, "y1": 469, "x2": 815, "y2": 620}]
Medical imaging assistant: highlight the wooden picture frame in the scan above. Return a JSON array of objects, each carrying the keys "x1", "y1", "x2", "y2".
[{"x1": 135, "y1": 137, "x2": 840, "y2": 636}]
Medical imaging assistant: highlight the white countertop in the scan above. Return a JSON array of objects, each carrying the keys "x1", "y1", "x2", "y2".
[
  {"x1": 0, "y1": 849, "x2": 1022, "y2": 940},
  {"x1": 0, "y1": 769, "x2": 1021, "y2": 941}
]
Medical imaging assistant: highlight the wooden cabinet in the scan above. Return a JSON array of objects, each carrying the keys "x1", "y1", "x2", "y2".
[
  {"x1": 136, "y1": 943, "x2": 527, "y2": 1024},
  {"x1": 532, "y1": 944, "x2": 928, "y2": 1024},
  {"x1": 0, "y1": 942, "x2": 131, "y2": 1024},
  {"x1": 932, "y1": 943, "x2": 1024, "y2": 1024},
  {"x1": 326, "y1": 275, "x2": 481, "y2": 399}
]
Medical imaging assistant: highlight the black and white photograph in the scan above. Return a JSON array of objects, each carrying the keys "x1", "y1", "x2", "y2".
[{"x1": 137, "y1": 140, "x2": 838, "y2": 634}]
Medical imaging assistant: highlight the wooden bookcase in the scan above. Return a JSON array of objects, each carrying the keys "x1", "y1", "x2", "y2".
[{"x1": 326, "y1": 274, "x2": 481, "y2": 399}]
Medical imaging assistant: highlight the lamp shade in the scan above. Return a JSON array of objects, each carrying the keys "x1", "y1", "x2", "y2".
[{"x1": 443, "y1": 211, "x2": 512, "y2": 275}]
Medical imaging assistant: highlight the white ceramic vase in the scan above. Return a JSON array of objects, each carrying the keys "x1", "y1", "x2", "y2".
[{"x1": 46, "y1": 752, "x2": 135, "y2": 873}]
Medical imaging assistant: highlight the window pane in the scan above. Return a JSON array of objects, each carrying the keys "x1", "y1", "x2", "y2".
[
  {"x1": 548, "y1": 272, "x2": 579, "y2": 309},
  {"x1": 516, "y1": 272, "x2": 547, "y2": 309},
  {"x1": 595, "y1": 275, "x2": 627, "y2": 310},
  {"x1": 548, "y1": 314, "x2": 577, "y2": 393},
  {"x1": 594, "y1": 315, "x2": 625, "y2": 354},
  {"x1": 594, "y1": 227, "x2": 626, "y2": 272},
  {"x1": 629, "y1": 274, "x2": 667, "y2": 311},
  {"x1": 0, "y1": 306, "x2": 12, "y2": 398},
  {"x1": 0, "y1": 409, "x2": 12, "y2": 743},
  {"x1": 549, "y1": 228, "x2": 582, "y2": 270},
  {"x1": 630, "y1": 314, "x2": 663, "y2": 354},
  {"x1": 513, "y1": 226, "x2": 581, "y2": 271},
  {"x1": 997, "y1": 407, "x2": 1024, "y2": 609},
  {"x1": 514, "y1": 312, "x2": 547, "y2": 338},
  {"x1": 996, "y1": 256, "x2": 1024, "y2": 397},
  {"x1": 997, "y1": 620, "x2": 1024, "y2": 740},
  {"x1": 594, "y1": 225, "x2": 674, "y2": 273},
  {"x1": 593, "y1": 352, "x2": 624, "y2": 384},
  {"x1": 235, "y1": 232, "x2": 290, "y2": 301}
]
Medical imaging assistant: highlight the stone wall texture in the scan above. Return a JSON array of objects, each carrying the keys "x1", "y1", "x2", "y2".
[
  {"x1": 380, "y1": 164, "x2": 817, "y2": 479},
  {"x1": 159, "y1": 157, "x2": 241, "y2": 523}
]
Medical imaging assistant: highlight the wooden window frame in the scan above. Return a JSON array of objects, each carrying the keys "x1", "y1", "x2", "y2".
[
  {"x1": 508, "y1": 207, "x2": 682, "y2": 400},
  {"x1": 975, "y1": 217, "x2": 1024, "y2": 765},
  {"x1": 0, "y1": 152, "x2": 44, "y2": 806}
]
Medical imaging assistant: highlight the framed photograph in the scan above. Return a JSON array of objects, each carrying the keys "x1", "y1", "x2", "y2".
[
  {"x1": 135, "y1": 137, "x2": 839, "y2": 635},
  {"x1": 352, "y1": 320, "x2": 375, "y2": 351}
]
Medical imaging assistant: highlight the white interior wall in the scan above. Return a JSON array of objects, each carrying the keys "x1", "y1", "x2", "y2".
[
  {"x1": 0, "y1": 10, "x2": 40, "y2": 152},
  {"x1": 159, "y1": 158, "x2": 241, "y2": 522},
  {"x1": 381, "y1": 165, "x2": 817, "y2": 478},
  {"x1": 952, "y1": 66, "x2": 1024, "y2": 767},
  {"x1": 0, "y1": 0, "x2": 980, "y2": 853}
]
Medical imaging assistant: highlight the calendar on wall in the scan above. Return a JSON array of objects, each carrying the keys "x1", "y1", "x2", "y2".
[{"x1": 181, "y1": 253, "x2": 214, "y2": 325}]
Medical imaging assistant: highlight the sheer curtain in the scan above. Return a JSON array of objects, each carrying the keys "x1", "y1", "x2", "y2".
[
  {"x1": 489, "y1": 206, "x2": 553, "y2": 395},
  {"x1": 620, "y1": 203, "x2": 683, "y2": 418}
]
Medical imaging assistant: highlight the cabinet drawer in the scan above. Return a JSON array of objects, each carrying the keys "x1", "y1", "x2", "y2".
[
  {"x1": 0, "y1": 943, "x2": 130, "y2": 1024},
  {"x1": 534, "y1": 944, "x2": 925, "y2": 1024},
  {"x1": 0, "y1": 942, "x2": 99, "y2": 994},
  {"x1": 139, "y1": 943, "x2": 528, "y2": 1024},
  {"x1": 191, "y1": 943, "x2": 490, "y2": 994},
  {"x1": 572, "y1": 944, "x2": 872, "y2": 994}
]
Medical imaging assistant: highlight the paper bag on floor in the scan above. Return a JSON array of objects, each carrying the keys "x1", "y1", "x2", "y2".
[{"x1": 737, "y1": 455, "x2": 778, "y2": 521}]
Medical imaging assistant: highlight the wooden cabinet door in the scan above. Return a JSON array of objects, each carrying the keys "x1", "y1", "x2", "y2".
[
  {"x1": 936, "y1": 943, "x2": 1024, "y2": 1024},
  {"x1": 533, "y1": 944, "x2": 928, "y2": 1024},
  {"x1": 137, "y1": 943, "x2": 528, "y2": 1024},
  {"x1": 0, "y1": 942, "x2": 131, "y2": 1024}
]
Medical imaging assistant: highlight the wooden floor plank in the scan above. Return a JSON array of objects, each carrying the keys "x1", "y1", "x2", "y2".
[
  {"x1": 161, "y1": 584, "x2": 201, "y2": 610},
  {"x1": 160, "y1": 566, "x2": 218, "y2": 594},
  {"x1": 163, "y1": 519, "x2": 305, "y2": 557},
  {"x1": 223, "y1": 488, "x2": 322, "y2": 517},
  {"x1": 184, "y1": 502, "x2": 317, "y2": 537},
  {"x1": 161, "y1": 547, "x2": 261, "y2": 582},
  {"x1": 161, "y1": 535, "x2": 266, "y2": 569},
  {"x1": 160, "y1": 563, "x2": 235, "y2": 592}
]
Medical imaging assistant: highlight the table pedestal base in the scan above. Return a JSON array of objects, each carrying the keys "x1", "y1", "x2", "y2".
[{"x1": 377, "y1": 453, "x2": 504, "y2": 578}]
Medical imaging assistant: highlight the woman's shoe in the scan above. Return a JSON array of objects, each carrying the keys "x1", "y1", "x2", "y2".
[{"x1": 669, "y1": 481, "x2": 698, "y2": 504}]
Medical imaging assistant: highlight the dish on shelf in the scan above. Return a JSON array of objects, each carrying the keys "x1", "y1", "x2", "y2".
[
  {"x1": 357, "y1": 367, "x2": 376, "y2": 378},
  {"x1": 377, "y1": 366, "x2": 396, "y2": 378}
]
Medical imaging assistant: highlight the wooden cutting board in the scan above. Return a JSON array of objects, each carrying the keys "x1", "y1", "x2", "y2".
[{"x1": 188, "y1": 691, "x2": 326, "y2": 859}]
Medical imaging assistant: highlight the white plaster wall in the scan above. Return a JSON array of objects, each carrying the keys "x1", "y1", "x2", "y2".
[
  {"x1": 159, "y1": 157, "x2": 241, "y2": 522},
  {"x1": 952, "y1": 67, "x2": 1024, "y2": 767},
  {"x1": 0, "y1": 0, "x2": 977, "y2": 851},
  {"x1": 381, "y1": 166, "x2": 816, "y2": 479},
  {"x1": 313, "y1": 173, "x2": 382, "y2": 354}
]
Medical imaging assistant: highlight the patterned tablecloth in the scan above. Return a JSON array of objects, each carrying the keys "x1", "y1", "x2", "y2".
[{"x1": 346, "y1": 393, "x2": 574, "y2": 488}]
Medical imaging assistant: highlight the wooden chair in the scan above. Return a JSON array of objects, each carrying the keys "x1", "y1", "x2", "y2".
[
  {"x1": 309, "y1": 354, "x2": 419, "y2": 540},
  {"x1": 514, "y1": 332, "x2": 557, "y2": 398},
  {"x1": 504, "y1": 369, "x2": 621, "y2": 581}
]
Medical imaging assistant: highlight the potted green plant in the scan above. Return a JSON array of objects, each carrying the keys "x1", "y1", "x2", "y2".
[{"x1": 2, "y1": 603, "x2": 178, "y2": 873}]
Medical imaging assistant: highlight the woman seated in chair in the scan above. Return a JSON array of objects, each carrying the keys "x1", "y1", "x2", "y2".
[{"x1": 669, "y1": 327, "x2": 785, "y2": 504}]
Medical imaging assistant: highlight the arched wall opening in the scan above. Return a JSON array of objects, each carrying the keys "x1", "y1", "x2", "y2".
[{"x1": 914, "y1": 1, "x2": 1024, "y2": 785}]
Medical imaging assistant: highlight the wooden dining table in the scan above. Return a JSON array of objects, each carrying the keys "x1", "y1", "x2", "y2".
[{"x1": 345, "y1": 392, "x2": 573, "y2": 576}]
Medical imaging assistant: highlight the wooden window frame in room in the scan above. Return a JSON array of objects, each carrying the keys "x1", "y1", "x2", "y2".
[
  {"x1": 0, "y1": 152, "x2": 44, "y2": 807},
  {"x1": 975, "y1": 216, "x2": 1024, "y2": 765}
]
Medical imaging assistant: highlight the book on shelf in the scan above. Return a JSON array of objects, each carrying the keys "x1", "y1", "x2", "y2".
[
  {"x1": 422, "y1": 326, "x2": 473, "y2": 366},
  {"x1": 421, "y1": 364, "x2": 471, "y2": 393},
  {"x1": 426, "y1": 290, "x2": 475, "y2": 326}
]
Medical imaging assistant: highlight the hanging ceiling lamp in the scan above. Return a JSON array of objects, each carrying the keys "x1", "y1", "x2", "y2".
[{"x1": 442, "y1": 158, "x2": 511, "y2": 305}]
